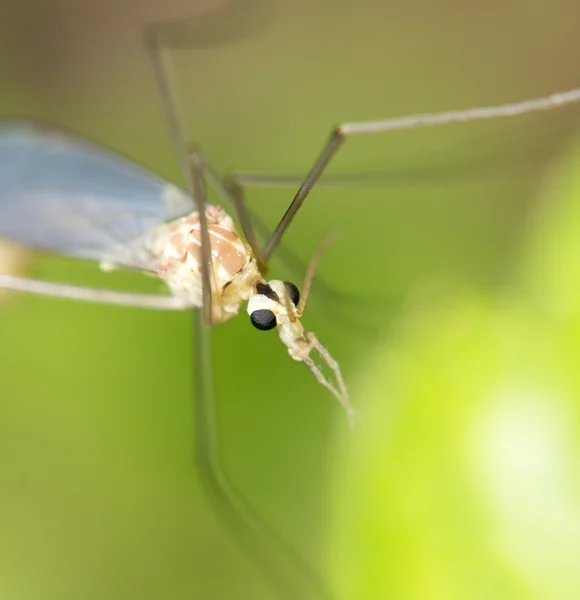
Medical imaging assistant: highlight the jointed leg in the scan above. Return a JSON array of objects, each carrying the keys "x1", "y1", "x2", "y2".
[
  {"x1": 188, "y1": 150, "x2": 222, "y2": 324},
  {"x1": 142, "y1": 26, "x2": 190, "y2": 184},
  {"x1": 221, "y1": 179, "x2": 269, "y2": 275},
  {"x1": 0, "y1": 275, "x2": 189, "y2": 310},
  {"x1": 262, "y1": 88, "x2": 580, "y2": 260},
  {"x1": 143, "y1": 26, "x2": 219, "y2": 325},
  {"x1": 196, "y1": 156, "x2": 355, "y2": 314},
  {"x1": 141, "y1": 20, "x2": 335, "y2": 599}
]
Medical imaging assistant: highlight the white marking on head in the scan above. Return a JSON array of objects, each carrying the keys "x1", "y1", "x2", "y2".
[{"x1": 247, "y1": 279, "x2": 355, "y2": 426}]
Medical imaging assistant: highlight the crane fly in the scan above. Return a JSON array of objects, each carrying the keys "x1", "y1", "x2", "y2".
[
  {"x1": 2, "y1": 12, "x2": 580, "y2": 600},
  {"x1": 0, "y1": 117, "x2": 352, "y2": 420},
  {"x1": 2, "y1": 87, "x2": 580, "y2": 419}
]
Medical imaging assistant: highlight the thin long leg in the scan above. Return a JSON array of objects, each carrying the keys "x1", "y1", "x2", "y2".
[
  {"x1": 143, "y1": 17, "x2": 332, "y2": 600},
  {"x1": 230, "y1": 102, "x2": 577, "y2": 191},
  {"x1": 188, "y1": 149, "x2": 221, "y2": 324},
  {"x1": 143, "y1": 27, "x2": 216, "y2": 325},
  {"x1": 198, "y1": 155, "x2": 384, "y2": 338},
  {"x1": 0, "y1": 275, "x2": 189, "y2": 310},
  {"x1": 188, "y1": 153, "x2": 334, "y2": 598},
  {"x1": 193, "y1": 309, "x2": 331, "y2": 600},
  {"x1": 195, "y1": 164, "x2": 389, "y2": 338},
  {"x1": 142, "y1": 27, "x2": 190, "y2": 185},
  {"x1": 263, "y1": 87, "x2": 580, "y2": 260},
  {"x1": 225, "y1": 180, "x2": 268, "y2": 273},
  {"x1": 193, "y1": 152, "x2": 386, "y2": 341}
]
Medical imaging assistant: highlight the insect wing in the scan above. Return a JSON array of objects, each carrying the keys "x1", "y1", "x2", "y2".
[{"x1": 0, "y1": 119, "x2": 194, "y2": 269}]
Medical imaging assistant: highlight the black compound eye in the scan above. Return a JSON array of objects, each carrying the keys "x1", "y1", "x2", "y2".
[
  {"x1": 250, "y1": 309, "x2": 277, "y2": 331},
  {"x1": 284, "y1": 282, "x2": 300, "y2": 307}
]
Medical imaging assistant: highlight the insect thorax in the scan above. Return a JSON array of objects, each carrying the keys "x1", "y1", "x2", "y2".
[{"x1": 147, "y1": 204, "x2": 260, "y2": 321}]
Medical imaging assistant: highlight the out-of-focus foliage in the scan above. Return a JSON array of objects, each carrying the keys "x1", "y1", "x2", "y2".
[{"x1": 328, "y1": 136, "x2": 580, "y2": 600}]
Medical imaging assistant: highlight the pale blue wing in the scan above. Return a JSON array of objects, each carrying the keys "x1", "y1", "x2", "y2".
[{"x1": 0, "y1": 119, "x2": 195, "y2": 267}]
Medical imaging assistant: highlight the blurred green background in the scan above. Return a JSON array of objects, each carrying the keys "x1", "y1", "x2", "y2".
[{"x1": 1, "y1": 0, "x2": 580, "y2": 598}]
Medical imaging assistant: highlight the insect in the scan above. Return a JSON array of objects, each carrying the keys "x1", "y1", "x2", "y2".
[
  {"x1": 2, "y1": 86, "x2": 580, "y2": 422},
  {"x1": 2, "y1": 11, "x2": 580, "y2": 599},
  {"x1": 0, "y1": 117, "x2": 353, "y2": 419}
]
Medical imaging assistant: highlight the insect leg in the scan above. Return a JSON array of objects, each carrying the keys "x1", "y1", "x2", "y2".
[
  {"x1": 142, "y1": 14, "x2": 332, "y2": 599},
  {"x1": 187, "y1": 148, "x2": 223, "y2": 325},
  {"x1": 263, "y1": 87, "x2": 580, "y2": 260},
  {"x1": 143, "y1": 25, "x2": 219, "y2": 325},
  {"x1": 0, "y1": 275, "x2": 190, "y2": 309}
]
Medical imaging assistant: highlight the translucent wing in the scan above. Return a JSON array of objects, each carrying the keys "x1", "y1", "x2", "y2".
[{"x1": 0, "y1": 119, "x2": 195, "y2": 268}]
